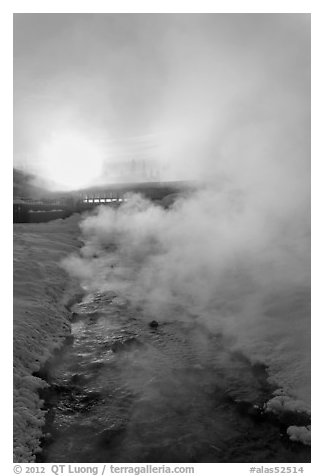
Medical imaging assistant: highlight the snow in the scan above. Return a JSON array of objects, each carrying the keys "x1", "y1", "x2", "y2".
[
  {"x1": 13, "y1": 215, "x2": 81, "y2": 462},
  {"x1": 287, "y1": 425, "x2": 311, "y2": 446}
]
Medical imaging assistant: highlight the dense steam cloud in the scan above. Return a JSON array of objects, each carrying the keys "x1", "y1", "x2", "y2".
[{"x1": 62, "y1": 185, "x2": 310, "y2": 417}]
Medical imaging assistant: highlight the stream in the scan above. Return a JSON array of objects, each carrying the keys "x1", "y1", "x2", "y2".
[{"x1": 36, "y1": 291, "x2": 310, "y2": 463}]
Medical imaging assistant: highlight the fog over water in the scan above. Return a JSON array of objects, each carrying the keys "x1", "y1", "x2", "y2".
[{"x1": 63, "y1": 188, "x2": 310, "y2": 414}]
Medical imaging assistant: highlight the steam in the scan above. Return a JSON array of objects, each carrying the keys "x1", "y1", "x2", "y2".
[
  {"x1": 14, "y1": 14, "x2": 310, "y2": 190},
  {"x1": 62, "y1": 181, "x2": 310, "y2": 414}
]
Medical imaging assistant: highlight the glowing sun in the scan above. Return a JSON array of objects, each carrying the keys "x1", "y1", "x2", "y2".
[{"x1": 40, "y1": 131, "x2": 105, "y2": 190}]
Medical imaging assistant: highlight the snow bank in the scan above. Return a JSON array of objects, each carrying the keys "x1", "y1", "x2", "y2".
[
  {"x1": 287, "y1": 425, "x2": 311, "y2": 446},
  {"x1": 265, "y1": 393, "x2": 310, "y2": 415},
  {"x1": 13, "y1": 215, "x2": 81, "y2": 462}
]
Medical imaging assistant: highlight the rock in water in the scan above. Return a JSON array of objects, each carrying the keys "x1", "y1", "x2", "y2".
[{"x1": 149, "y1": 320, "x2": 159, "y2": 329}]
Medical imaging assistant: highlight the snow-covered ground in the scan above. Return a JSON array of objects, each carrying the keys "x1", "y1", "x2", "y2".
[{"x1": 13, "y1": 215, "x2": 81, "y2": 462}]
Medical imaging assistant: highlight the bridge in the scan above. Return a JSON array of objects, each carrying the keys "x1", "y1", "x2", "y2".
[
  {"x1": 13, "y1": 181, "x2": 189, "y2": 223},
  {"x1": 13, "y1": 192, "x2": 127, "y2": 223},
  {"x1": 80, "y1": 191, "x2": 127, "y2": 205}
]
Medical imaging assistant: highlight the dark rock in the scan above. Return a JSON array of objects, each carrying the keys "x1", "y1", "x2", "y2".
[{"x1": 149, "y1": 320, "x2": 159, "y2": 329}]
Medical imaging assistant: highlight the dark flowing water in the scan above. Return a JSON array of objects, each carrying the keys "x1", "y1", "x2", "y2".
[{"x1": 36, "y1": 291, "x2": 310, "y2": 463}]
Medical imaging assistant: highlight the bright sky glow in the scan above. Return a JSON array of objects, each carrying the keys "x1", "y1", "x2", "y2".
[
  {"x1": 14, "y1": 14, "x2": 310, "y2": 192},
  {"x1": 39, "y1": 131, "x2": 105, "y2": 190}
]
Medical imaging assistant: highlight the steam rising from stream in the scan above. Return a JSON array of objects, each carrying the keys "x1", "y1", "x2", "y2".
[
  {"x1": 63, "y1": 180, "x2": 310, "y2": 427},
  {"x1": 58, "y1": 16, "x2": 310, "y2": 436}
]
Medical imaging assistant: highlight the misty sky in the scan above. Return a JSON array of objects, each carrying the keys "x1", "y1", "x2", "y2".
[{"x1": 13, "y1": 13, "x2": 310, "y2": 190}]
